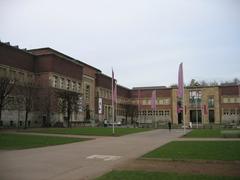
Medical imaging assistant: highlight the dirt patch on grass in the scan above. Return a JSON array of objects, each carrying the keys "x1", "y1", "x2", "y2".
[{"x1": 116, "y1": 159, "x2": 240, "y2": 177}]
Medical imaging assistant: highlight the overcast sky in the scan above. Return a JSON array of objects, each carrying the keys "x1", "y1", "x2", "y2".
[{"x1": 0, "y1": 0, "x2": 239, "y2": 88}]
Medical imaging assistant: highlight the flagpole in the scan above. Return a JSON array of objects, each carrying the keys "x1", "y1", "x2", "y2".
[
  {"x1": 155, "y1": 109, "x2": 156, "y2": 128},
  {"x1": 155, "y1": 90, "x2": 156, "y2": 128},
  {"x1": 112, "y1": 69, "x2": 115, "y2": 135},
  {"x1": 183, "y1": 88, "x2": 186, "y2": 134},
  {"x1": 196, "y1": 86, "x2": 198, "y2": 129},
  {"x1": 137, "y1": 90, "x2": 140, "y2": 125},
  {"x1": 115, "y1": 80, "x2": 117, "y2": 128},
  {"x1": 178, "y1": 63, "x2": 186, "y2": 135}
]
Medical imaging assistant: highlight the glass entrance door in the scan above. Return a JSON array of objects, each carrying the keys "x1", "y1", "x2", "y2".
[{"x1": 190, "y1": 110, "x2": 202, "y2": 123}]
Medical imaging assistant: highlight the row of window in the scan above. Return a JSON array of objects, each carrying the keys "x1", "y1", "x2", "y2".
[
  {"x1": 223, "y1": 97, "x2": 240, "y2": 104},
  {"x1": 99, "y1": 88, "x2": 112, "y2": 99},
  {"x1": 52, "y1": 75, "x2": 81, "y2": 92},
  {"x1": 223, "y1": 109, "x2": 240, "y2": 115},
  {"x1": 85, "y1": 84, "x2": 90, "y2": 102},
  {"x1": 98, "y1": 88, "x2": 129, "y2": 104},
  {"x1": 0, "y1": 120, "x2": 37, "y2": 127},
  {"x1": 0, "y1": 66, "x2": 34, "y2": 82},
  {"x1": 133, "y1": 98, "x2": 170, "y2": 105},
  {"x1": 103, "y1": 105, "x2": 126, "y2": 116},
  {"x1": 139, "y1": 110, "x2": 170, "y2": 116},
  {"x1": 188, "y1": 97, "x2": 215, "y2": 108}
]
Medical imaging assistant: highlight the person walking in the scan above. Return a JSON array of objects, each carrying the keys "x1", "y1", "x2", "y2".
[
  {"x1": 189, "y1": 121, "x2": 192, "y2": 128},
  {"x1": 168, "y1": 121, "x2": 171, "y2": 132}
]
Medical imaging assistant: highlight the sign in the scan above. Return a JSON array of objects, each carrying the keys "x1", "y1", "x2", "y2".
[
  {"x1": 98, "y1": 98, "x2": 102, "y2": 114},
  {"x1": 86, "y1": 154, "x2": 121, "y2": 161}
]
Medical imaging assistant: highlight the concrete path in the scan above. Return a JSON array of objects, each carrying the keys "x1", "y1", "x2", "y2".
[{"x1": 0, "y1": 129, "x2": 186, "y2": 180}]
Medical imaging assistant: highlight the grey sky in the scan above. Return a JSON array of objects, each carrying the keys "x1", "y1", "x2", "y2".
[{"x1": 0, "y1": 0, "x2": 239, "y2": 88}]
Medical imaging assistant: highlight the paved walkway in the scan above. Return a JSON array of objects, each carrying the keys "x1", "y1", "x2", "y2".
[{"x1": 0, "y1": 129, "x2": 186, "y2": 180}]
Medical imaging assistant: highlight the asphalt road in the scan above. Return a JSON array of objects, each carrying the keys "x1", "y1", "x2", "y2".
[{"x1": 0, "y1": 129, "x2": 186, "y2": 180}]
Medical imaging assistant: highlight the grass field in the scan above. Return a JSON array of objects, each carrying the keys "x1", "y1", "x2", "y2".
[
  {"x1": 24, "y1": 127, "x2": 151, "y2": 136},
  {"x1": 0, "y1": 133, "x2": 87, "y2": 150},
  {"x1": 95, "y1": 170, "x2": 239, "y2": 180},
  {"x1": 143, "y1": 141, "x2": 240, "y2": 161},
  {"x1": 184, "y1": 129, "x2": 222, "y2": 138},
  {"x1": 184, "y1": 129, "x2": 240, "y2": 138}
]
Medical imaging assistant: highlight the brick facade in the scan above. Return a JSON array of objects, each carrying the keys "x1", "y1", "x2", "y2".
[{"x1": 0, "y1": 42, "x2": 239, "y2": 128}]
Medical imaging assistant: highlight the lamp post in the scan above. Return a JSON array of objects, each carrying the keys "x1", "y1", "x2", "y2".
[{"x1": 195, "y1": 83, "x2": 200, "y2": 128}]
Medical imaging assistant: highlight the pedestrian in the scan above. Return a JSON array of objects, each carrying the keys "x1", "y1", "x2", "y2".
[
  {"x1": 168, "y1": 121, "x2": 171, "y2": 132},
  {"x1": 189, "y1": 121, "x2": 192, "y2": 128},
  {"x1": 104, "y1": 119, "x2": 107, "y2": 127}
]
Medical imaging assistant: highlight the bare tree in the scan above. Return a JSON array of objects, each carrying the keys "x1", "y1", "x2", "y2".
[
  {"x1": 199, "y1": 80, "x2": 208, "y2": 86},
  {"x1": 56, "y1": 90, "x2": 81, "y2": 128},
  {"x1": 189, "y1": 79, "x2": 200, "y2": 87},
  {"x1": 125, "y1": 104, "x2": 138, "y2": 126},
  {"x1": 38, "y1": 88, "x2": 54, "y2": 127},
  {"x1": 19, "y1": 82, "x2": 36, "y2": 129},
  {"x1": 233, "y1": 78, "x2": 240, "y2": 85},
  {"x1": 209, "y1": 80, "x2": 219, "y2": 86},
  {"x1": 0, "y1": 77, "x2": 15, "y2": 122}
]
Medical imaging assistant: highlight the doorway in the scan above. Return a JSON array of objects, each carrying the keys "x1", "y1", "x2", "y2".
[
  {"x1": 190, "y1": 110, "x2": 202, "y2": 123},
  {"x1": 209, "y1": 110, "x2": 215, "y2": 123},
  {"x1": 178, "y1": 112, "x2": 182, "y2": 124}
]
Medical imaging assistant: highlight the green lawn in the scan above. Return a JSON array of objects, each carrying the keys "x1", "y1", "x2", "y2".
[
  {"x1": 184, "y1": 129, "x2": 222, "y2": 138},
  {"x1": 24, "y1": 127, "x2": 151, "y2": 136},
  {"x1": 0, "y1": 133, "x2": 87, "y2": 150},
  {"x1": 95, "y1": 170, "x2": 239, "y2": 180},
  {"x1": 143, "y1": 141, "x2": 240, "y2": 161},
  {"x1": 184, "y1": 129, "x2": 240, "y2": 138}
]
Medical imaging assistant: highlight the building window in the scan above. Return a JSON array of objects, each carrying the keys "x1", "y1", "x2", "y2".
[
  {"x1": 230, "y1": 98, "x2": 235, "y2": 103},
  {"x1": 77, "y1": 83, "x2": 81, "y2": 92},
  {"x1": 159, "y1": 111, "x2": 163, "y2": 116},
  {"x1": 237, "y1": 109, "x2": 240, "y2": 115},
  {"x1": 85, "y1": 85, "x2": 90, "y2": 101},
  {"x1": 208, "y1": 97, "x2": 214, "y2": 108},
  {"x1": 158, "y1": 99, "x2": 164, "y2": 105},
  {"x1": 10, "y1": 120, "x2": 14, "y2": 127},
  {"x1": 143, "y1": 111, "x2": 146, "y2": 115},
  {"x1": 0, "y1": 67, "x2": 7, "y2": 77},
  {"x1": 53, "y1": 75, "x2": 58, "y2": 88},
  {"x1": 163, "y1": 99, "x2": 170, "y2": 105},
  {"x1": 223, "y1": 98, "x2": 228, "y2": 103},
  {"x1": 72, "y1": 81, "x2": 76, "y2": 91},
  {"x1": 0, "y1": 120, "x2": 3, "y2": 126},
  {"x1": 148, "y1": 111, "x2": 152, "y2": 116},
  {"x1": 164, "y1": 110, "x2": 170, "y2": 116},
  {"x1": 60, "y1": 78, "x2": 65, "y2": 89},
  {"x1": 19, "y1": 121, "x2": 22, "y2": 127},
  {"x1": 230, "y1": 109, "x2": 235, "y2": 115},
  {"x1": 189, "y1": 90, "x2": 202, "y2": 105},
  {"x1": 67, "y1": 80, "x2": 70, "y2": 90},
  {"x1": 237, "y1": 98, "x2": 240, "y2": 103},
  {"x1": 223, "y1": 110, "x2": 229, "y2": 115}
]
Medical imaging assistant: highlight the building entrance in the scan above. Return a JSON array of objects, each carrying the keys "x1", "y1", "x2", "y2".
[
  {"x1": 190, "y1": 110, "x2": 202, "y2": 123},
  {"x1": 209, "y1": 110, "x2": 215, "y2": 123}
]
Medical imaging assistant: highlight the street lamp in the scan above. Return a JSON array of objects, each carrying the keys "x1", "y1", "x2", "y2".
[{"x1": 195, "y1": 82, "x2": 200, "y2": 128}]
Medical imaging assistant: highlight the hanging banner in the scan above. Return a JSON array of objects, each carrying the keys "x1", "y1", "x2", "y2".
[{"x1": 98, "y1": 98, "x2": 103, "y2": 114}]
